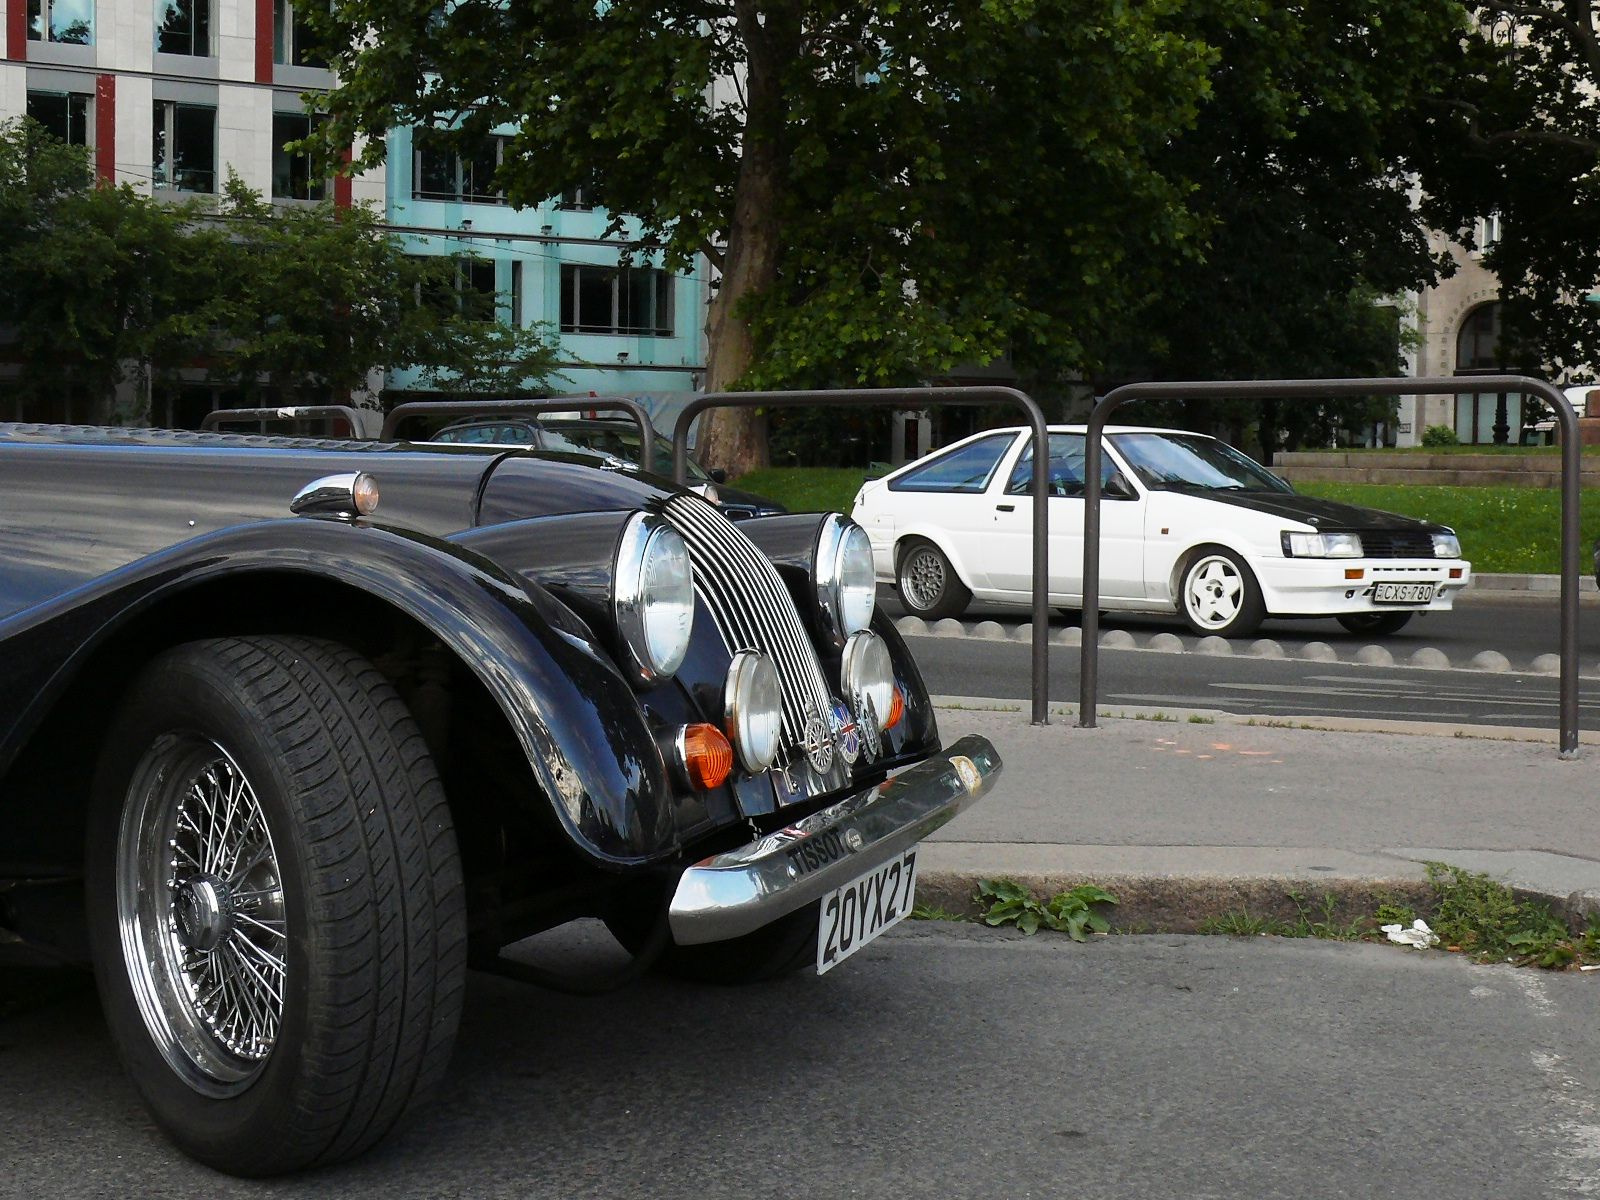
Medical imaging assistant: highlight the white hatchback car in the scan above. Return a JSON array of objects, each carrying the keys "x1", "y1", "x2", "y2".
[{"x1": 851, "y1": 425, "x2": 1472, "y2": 638}]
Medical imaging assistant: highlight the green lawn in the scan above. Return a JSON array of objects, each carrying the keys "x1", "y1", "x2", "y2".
[{"x1": 735, "y1": 467, "x2": 1592, "y2": 575}]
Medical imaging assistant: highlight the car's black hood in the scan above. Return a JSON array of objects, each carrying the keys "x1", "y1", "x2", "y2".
[
  {"x1": 708, "y1": 482, "x2": 786, "y2": 515},
  {"x1": 1173, "y1": 487, "x2": 1448, "y2": 533}
]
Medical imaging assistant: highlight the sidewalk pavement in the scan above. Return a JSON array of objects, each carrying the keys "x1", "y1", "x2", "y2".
[{"x1": 922, "y1": 696, "x2": 1600, "y2": 930}]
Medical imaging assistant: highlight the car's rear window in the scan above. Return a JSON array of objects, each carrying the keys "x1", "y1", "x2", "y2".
[{"x1": 889, "y1": 433, "x2": 1014, "y2": 493}]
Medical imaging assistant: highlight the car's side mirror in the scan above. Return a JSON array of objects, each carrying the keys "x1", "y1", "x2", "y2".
[
  {"x1": 1104, "y1": 472, "x2": 1138, "y2": 500},
  {"x1": 709, "y1": 468, "x2": 728, "y2": 484}
]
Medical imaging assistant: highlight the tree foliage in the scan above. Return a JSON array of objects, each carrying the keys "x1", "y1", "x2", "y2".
[
  {"x1": 311, "y1": 0, "x2": 1218, "y2": 472},
  {"x1": 1105, "y1": 0, "x2": 1474, "y2": 458},
  {"x1": 0, "y1": 119, "x2": 558, "y2": 422},
  {"x1": 1413, "y1": 2, "x2": 1600, "y2": 382}
]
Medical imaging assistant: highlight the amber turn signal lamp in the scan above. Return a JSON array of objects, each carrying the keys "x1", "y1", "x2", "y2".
[
  {"x1": 1344, "y1": 568, "x2": 1364, "y2": 580},
  {"x1": 1449, "y1": 568, "x2": 1463, "y2": 579},
  {"x1": 679, "y1": 723, "x2": 732, "y2": 790},
  {"x1": 884, "y1": 684, "x2": 906, "y2": 731}
]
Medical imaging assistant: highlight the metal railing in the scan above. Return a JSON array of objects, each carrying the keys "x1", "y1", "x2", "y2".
[
  {"x1": 201, "y1": 405, "x2": 367, "y2": 436},
  {"x1": 379, "y1": 395, "x2": 656, "y2": 470},
  {"x1": 670, "y1": 387, "x2": 1053, "y2": 726},
  {"x1": 1079, "y1": 376, "x2": 1582, "y2": 757}
]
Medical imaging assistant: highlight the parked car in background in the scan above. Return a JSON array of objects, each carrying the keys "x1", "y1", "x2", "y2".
[
  {"x1": 852, "y1": 425, "x2": 1471, "y2": 637},
  {"x1": 0, "y1": 419, "x2": 997, "y2": 1174},
  {"x1": 429, "y1": 415, "x2": 787, "y2": 520}
]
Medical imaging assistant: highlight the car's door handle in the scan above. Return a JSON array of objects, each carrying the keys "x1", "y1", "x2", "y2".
[{"x1": 995, "y1": 503, "x2": 1015, "y2": 512}]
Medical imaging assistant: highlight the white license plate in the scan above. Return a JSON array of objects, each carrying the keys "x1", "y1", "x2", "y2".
[
  {"x1": 816, "y1": 847, "x2": 918, "y2": 975},
  {"x1": 1373, "y1": 582, "x2": 1436, "y2": 604}
]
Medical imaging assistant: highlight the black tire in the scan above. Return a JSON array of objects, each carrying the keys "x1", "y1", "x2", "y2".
[
  {"x1": 896, "y1": 539, "x2": 971, "y2": 620},
  {"x1": 1336, "y1": 611, "x2": 1415, "y2": 637},
  {"x1": 1177, "y1": 547, "x2": 1266, "y2": 638},
  {"x1": 86, "y1": 636, "x2": 466, "y2": 1176},
  {"x1": 607, "y1": 902, "x2": 819, "y2": 985}
]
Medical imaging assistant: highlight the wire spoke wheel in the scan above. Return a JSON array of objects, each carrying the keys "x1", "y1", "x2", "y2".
[{"x1": 117, "y1": 736, "x2": 286, "y2": 1096}]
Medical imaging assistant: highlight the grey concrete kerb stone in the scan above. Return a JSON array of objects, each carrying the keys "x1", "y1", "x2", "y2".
[{"x1": 892, "y1": 608, "x2": 1584, "y2": 677}]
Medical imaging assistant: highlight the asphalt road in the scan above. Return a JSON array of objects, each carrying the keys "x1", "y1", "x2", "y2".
[
  {"x1": 5, "y1": 927, "x2": 1597, "y2": 1199},
  {"x1": 907, "y1": 635, "x2": 1600, "y2": 729},
  {"x1": 884, "y1": 591, "x2": 1599, "y2": 671}
]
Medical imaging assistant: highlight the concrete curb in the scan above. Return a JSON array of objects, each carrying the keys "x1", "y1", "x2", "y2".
[
  {"x1": 895, "y1": 612, "x2": 1595, "y2": 677},
  {"x1": 921, "y1": 699, "x2": 1600, "y2": 935}
]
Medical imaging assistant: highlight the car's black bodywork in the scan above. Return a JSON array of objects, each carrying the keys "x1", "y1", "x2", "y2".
[{"x1": 0, "y1": 424, "x2": 952, "y2": 965}]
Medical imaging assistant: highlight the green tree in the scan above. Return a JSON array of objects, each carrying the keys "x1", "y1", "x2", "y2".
[
  {"x1": 204, "y1": 177, "x2": 561, "y2": 405},
  {"x1": 1413, "y1": 3, "x2": 1600, "y2": 384},
  {"x1": 0, "y1": 119, "x2": 218, "y2": 422},
  {"x1": 311, "y1": 0, "x2": 1216, "y2": 473},
  {"x1": 1104, "y1": 0, "x2": 1473, "y2": 461}
]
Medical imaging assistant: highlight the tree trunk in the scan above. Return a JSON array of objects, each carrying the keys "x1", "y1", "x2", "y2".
[{"x1": 694, "y1": 0, "x2": 797, "y2": 479}]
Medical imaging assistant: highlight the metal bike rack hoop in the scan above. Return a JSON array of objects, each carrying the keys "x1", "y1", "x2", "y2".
[
  {"x1": 672, "y1": 387, "x2": 1053, "y2": 725},
  {"x1": 1079, "y1": 375, "x2": 1581, "y2": 757}
]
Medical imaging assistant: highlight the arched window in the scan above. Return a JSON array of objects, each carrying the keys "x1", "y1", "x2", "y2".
[{"x1": 1453, "y1": 302, "x2": 1526, "y2": 445}]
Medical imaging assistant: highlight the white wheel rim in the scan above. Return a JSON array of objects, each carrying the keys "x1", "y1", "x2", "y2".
[{"x1": 1185, "y1": 557, "x2": 1244, "y2": 630}]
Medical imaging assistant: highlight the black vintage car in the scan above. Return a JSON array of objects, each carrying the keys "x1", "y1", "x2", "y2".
[{"x1": 0, "y1": 421, "x2": 1000, "y2": 1175}]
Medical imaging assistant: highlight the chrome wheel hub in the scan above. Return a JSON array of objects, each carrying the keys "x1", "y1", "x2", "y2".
[
  {"x1": 174, "y1": 875, "x2": 230, "y2": 954},
  {"x1": 117, "y1": 736, "x2": 287, "y2": 1095}
]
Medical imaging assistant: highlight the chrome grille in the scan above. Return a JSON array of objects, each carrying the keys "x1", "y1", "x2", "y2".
[{"x1": 663, "y1": 494, "x2": 835, "y2": 760}]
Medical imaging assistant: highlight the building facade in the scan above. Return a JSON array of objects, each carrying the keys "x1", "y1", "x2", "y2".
[{"x1": 0, "y1": 0, "x2": 706, "y2": 427}]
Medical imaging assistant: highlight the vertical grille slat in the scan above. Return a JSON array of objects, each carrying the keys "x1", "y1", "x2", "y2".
[{"x1": 664, "y1": 495, "x2": 835, "y2": 755}]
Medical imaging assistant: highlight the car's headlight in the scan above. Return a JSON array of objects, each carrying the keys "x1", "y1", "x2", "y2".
[
  {"x1": 1281, "y1": 531, "x2": 1363, "y2": 558},
  {"x1": 1432, "y1": 532, "x2": 1461, "y2": 558},
  {"x1": 724, "y1": 650, "x2": 783, "y2": 773},
  {"x1": 815, "y1": 514, "x2": 877, "y2": 644},
  {"x1": 614, "y1": 513, "x2": 695, "y2": 684},
  {"x1": 841, "y1": 630, "x2": 895, "y2": 735}
]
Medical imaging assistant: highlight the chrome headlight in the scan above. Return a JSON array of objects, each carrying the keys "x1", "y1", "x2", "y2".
[
  {"x1": 613, "y1": 513, "x2": 695, "y2": 684},
  {"x1": 841, "y1": 630, "x2": 895, "y2": 731},
  {"x1": 815, "y1": 514, "x2": 877, "y2": 643},
  {"x1": 724, "y1": 650, "x2": 783, "y2": 773},
  {"x1": 1432, "y1": 532, "x2": 1461, "y2": 558},
  {"x1": 1281, "y1": 531, "x2": 1362, "y2": 558}
]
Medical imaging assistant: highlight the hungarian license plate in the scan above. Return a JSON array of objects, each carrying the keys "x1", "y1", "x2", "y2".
[
  {"x1": 1372, "y1": 582, "x2": 1436, "y2": 604},
  {"x1": 816, "y1": 847, "x2": 918, "y2": 975}
]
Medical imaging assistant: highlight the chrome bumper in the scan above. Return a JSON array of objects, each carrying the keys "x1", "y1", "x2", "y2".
[{"x1": 668, "y1": 734, "x2": 1002, "y2": 945}]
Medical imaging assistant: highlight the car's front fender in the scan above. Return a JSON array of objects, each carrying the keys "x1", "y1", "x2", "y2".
[{"x1": 0, "y1": 518, "x2": 676, "y2": 867}]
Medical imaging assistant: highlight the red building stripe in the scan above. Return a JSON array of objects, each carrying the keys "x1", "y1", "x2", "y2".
[
  {"x1": 334, "y1": 146, "x2": 352, "y2": 208},
  {"x1": 94, "y1": 75, "x2": 116, "y2": 182},
  {"x1": 255, "y1": 0, "x2": 274, "y2": 83},
  {"x1": 7, "y1": 2, "x2": 27, "y2": 60}
]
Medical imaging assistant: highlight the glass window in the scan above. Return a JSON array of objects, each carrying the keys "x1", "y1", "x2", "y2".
[
  {"x1": 1456, "y1": 303, "x2": 1501, "y2": 372},
  {"x1": 156, "y1": 0, "x2": 211, "y2": 56},
  {"x1": 29, "y1": 0, "x2": 93, "y2": 44},
  {"x1": 271, "y1": 112, "x2": 325, "y2": 201},
  {"x1": 1111, "y1": 432, "x2": 1291, "y2": 493},
  {"x1": 1004, "y1": 433, "x2": 1119, "y2": 496},
  {"x1": 888, "y1": 433, "x2": 1013, "y2": 494},
  {"x1": 461, "y1": 258, "x2": 496, "y2": 321},
  {"x1": 557, "y1": 186, "x2": 592, "y2": 211},
  {"x1": 153, "y1": 101, "x2": 217, "y2": 194},
  {"x1": 27, "y1": 91, "x2": 91, "y2": 146},
  {"x1": 273, "y1": 0, "x2": 327, "y2": 67},
  {"x1": 559, "y1": 265, "x2": 673, "y2": 335},
  {"x1": 412, "y1": 129, "x2": 505, "y2": 204}
]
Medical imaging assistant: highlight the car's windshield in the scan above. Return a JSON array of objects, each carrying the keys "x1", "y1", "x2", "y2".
[
  {"x1": 547, "y1": 425, "x2": 712, "y2": 482},
  {"x1": 1111, "y1": 432, "x2": 1292, "y2": 493}
]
